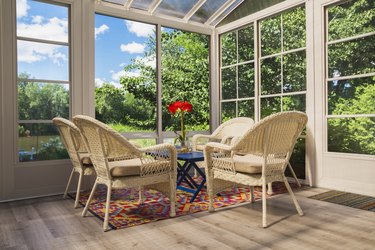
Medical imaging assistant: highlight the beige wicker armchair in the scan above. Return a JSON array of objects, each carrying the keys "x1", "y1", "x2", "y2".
[
  {"x1": 73, "y1": 115, "x2": 177, "y2": 231},
  {"x1": 192, "y1": 117, "x2": 255, "y2": 151},
  {"x1": 204, "y1": 111, "x2": 308, "y2": 228},
  {"x1": 52, "y1": 117, "x2": 95, "y2": 208}
]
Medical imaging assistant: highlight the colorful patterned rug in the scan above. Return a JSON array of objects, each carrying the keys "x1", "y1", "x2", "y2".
[
  {"x1": 309, "y1": 190, "x2": 375, "y2": 212},
  {"x1": 70, "y1": 180, "x2": 301, "y2": 230}
]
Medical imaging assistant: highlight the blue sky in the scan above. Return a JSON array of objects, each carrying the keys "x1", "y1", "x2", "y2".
[{"x1": 16, "y1": 0, "x2": 155, "y2": 87}]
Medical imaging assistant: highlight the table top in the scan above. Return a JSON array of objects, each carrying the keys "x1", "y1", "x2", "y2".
[{"x1": 177, "y1": 151, "x2": 204, "y2": 161}]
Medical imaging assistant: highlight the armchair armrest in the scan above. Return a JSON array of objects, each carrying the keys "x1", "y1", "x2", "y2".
[
  {"x1": 192, "y1": 134, "x2": 214, "y2": 151},
  {"x1": 139, "y1": 143, "x2": 177, "y2": 176}
]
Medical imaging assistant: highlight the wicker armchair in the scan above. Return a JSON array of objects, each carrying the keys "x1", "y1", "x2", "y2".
[
  {"x1": 73, "y1": 115, "x2": 177, "y2": 231},
  {"x1": 192, "y1": 117, "x2": 255, "y2": 151},
  {"x1": 204, "y1": 111, "x2": 308, "y2": 228},
  {"x1": 52, "y1": 117, "x2": 95, "y2": 208}
]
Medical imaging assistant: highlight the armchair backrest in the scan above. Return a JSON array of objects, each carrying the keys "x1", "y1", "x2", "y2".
[
  {"x1": 52, "y1": 117, "x2": 87, "y2": 168},
  {"x1": 232, "y1": 112, "x2": 307, "y2": 161},
  {"x1": 212, "y1": 117, "x2": 255, "y2": 140},
  {"x1": 73, "y1": 115, "x2": 141, "y2": 179}
]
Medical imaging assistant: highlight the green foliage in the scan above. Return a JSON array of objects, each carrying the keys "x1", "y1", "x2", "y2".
[{"x1": 37, "y1": 137, "x2": 68, "y2": 161}]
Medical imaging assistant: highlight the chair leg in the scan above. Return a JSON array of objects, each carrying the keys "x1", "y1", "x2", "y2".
[
  {"x1": 262, "y1": 181, "x2": 267, "y2": 228},
  {"x1": 207, "y1": 170, "x2": 215, "y2": 212},
  {"x1": 169, "y1": 173, "x2": 176, "y2": 217},
  {"x1": 283, "y1": 177, "x2": 304, "y2": 216},
  {"x1": 138, "y1": 186, "x2": 144, "y2": 204},
  {"x1": 287, "y1": 162, "x2": 301, "y2": 187},
  {"x1": 63, "y1": 169, "x2": 74, "y2": 199},
  {"x1": 74, "y1": 171, "x2": 84, "y2": 208},
  {"x1": 250, "y1": 186, "x2": 255, "y2": 203},
  {"x1": 82, "y1": 179, "x2": 98, "y2": 217},
  {"x1": 103, "y1": 185, "x2": 112, "y2": 231},
  {"x1": 267, "y1": 182, "x2": 273, "y2": 195}
]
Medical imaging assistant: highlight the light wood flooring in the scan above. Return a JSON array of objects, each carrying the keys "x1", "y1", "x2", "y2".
[{"x1": 0, "y1": 187, "x2": 374, "y2": 250}]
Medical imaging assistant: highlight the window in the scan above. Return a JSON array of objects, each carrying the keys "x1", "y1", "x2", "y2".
[
  {"x1": 16, "y1": 0, "x2": 70, "y2": 162},
  {"x1": 219, "y1": 6, "x2": 307, "y2": 178},
  {"x1": 325, "y1": 0, "x2": 375, "y2": 155},
  {"x1": 94, "y1": 15, "x2": 210, "y2": 146}
]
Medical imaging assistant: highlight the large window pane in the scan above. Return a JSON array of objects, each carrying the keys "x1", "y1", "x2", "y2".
[
  {"x1": 238, "y1": 25, "x2": 254, "y2": 62},
  {"x1": 17, "y1": 41, "x2": 69, "y2": 81},
  {"x1": 221, "y1": 102, "x2": 236, "y2": 122},
  {"x1": 221, "y1": 31, "x2": 237, "y2": 66},
  {"x1": 16, "y1": 0, "x2": 68, "y2": 43},
  {"x1": 238, "y1": 100, "x2": 254, "y2": 119},
  {"x1": 328, "y1": 76, "x2": 375, "y2": 115},
  {"x1": 283, "y1": 7, "x2": 306, "y2": 51},
  {"x1": 18, "y1": 123, "x2": 68, "y2": 162},
  {"x1": 238, "y1": 63, "x2": 254, "y2": 98},
  {"x1": 261, "y1": 56, "x2": 282, "y2": 95},
  {"x1": 287, "y1": 138, "x2": 305, "y2": 179},
  {"x1": 18, "y1": 82, "x2": 69, "y2": 120},
  {"x1": 260, "y1": 15, "x2": 281, "y2": 56},
  {"x1": 283, "y1": 51, "x2": 306, "y2": 93},
  {"x1": 328, "y1": 36, "x2": 375, "y2": 78},
  {"x1": 328, "y1": 117, "x2": 375, "y2": 155},
  {"x1": 328, "y1": 0, "x2": 375, "y2": 41},
  {"x1": 261, "y1": 96, "x2": 281, "y2": 118},
  {"x1": 161, "y1": 28, "x2": 209, "y2": 132},
  {"x1": 95, "y1": 15, "x2": 157, "y2": 132},
  {"x1": 282, "y1": 94, "x2": 306, "y2": 112},
  {"x1": 222, "y1": 66, "x2": 236, "y2": 100}
]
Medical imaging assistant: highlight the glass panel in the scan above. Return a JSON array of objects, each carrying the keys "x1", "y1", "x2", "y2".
[
  {"x1": 156, "y1": 0, "x2": 199, "y2": 19},
  {"x1": 17, "y1": 41, "x2": 69, "y2": 81},
  {"x1": 221, "y1": 66, "x2": 236, "y2": 100},
  {"x1": 238, "y1": 63, "x2": 254, "y2": 98},
  {"x1": 261, "y1": 96, "x2": 281, "y2": 118},
  {"x1": 238, "y1": 25, "x2": 254, "y2": 62},
  {"x1": 238, "y1": 100, "x2": 254, "y2": 119},
  {"x1": 328, "y1": 117, "x2": 375, "y2": 155},
  {"x1": 283, "y1": 7, "x2": 306, "y2": 51},
  {"x1": 260, "y1": 15, "x2": 281, "y2": 56},
  {"x1": 282, "y1": 94, "x2": 306, "y2": 112},
  {"x1": 16, "y1": 0, "x2": 69, "y2": 43},
  {"x1": 210, "y1": 0, "x2": 243, "y2": 26},
  {"x1": 129, "y1": 138, "x2": 156, "y2": 147},
  {"x1": 102, "y1": 0, "x2": 127, "y2": 5},
  {"x1": 221, "y1": 31, "x2": 237, "y2": 66},
  {"x1": 18, "y1": 81, "x2": 69, "y2": 120},
  {"x1": 161, "y1": 28, "x2": 209, "y2": 132},
  {"x1": 328, "y1": 35, "x2": 375, "y2": 77},
  {"x1": 283, "y1": 51, "x2": 306, "y2": 93},
  {"x1": 328, "y1": 0, "x2": 375, "y2": 41},
  {"x1": 287, "y1": 138, "x2": 306, "y2": 179},
  {"x1": 261, "y1": 56, "x2": 282, "y2": 95},
  {"x1": 190, "y1": 0, "x2": 227, "y2": 23},
  {"x1": 221, "y1": 102, "x2": 236, "y2": 122},
  {"x1": 131, "y1": 0, "x2": 154, "y2": 11},
  {"x1": 328, "y1": 76, "x2": 375, "y2": 115},
  {"x1": 18, "y1": 123, "x2": 68, "y2": 162}
]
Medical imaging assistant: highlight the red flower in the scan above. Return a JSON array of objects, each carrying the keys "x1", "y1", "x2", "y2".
[{"x1": 168, "y1": 101, "x2": 192, "y2": 114}]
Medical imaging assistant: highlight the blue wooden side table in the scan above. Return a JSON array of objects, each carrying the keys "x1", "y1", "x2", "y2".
[{"x1": 176, "y1": 151, "x2": 206, "y2": 202}]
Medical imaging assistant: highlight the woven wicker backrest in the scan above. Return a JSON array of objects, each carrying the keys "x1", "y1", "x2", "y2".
[
  {"x1": 232, "y1": 112, "x2": 307, "y2": 158},
  {"x1": 212, "y1": 117, "x2": 255, "y2": 140},
  {"x1": 52, "y1": 117, "x2": 87, "y2": 168},
  {"x1": 73, "y1": 115, "x2": 141, "y2": 179}
]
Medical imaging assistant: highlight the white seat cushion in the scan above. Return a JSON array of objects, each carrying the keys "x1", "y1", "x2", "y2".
[
  {"x1": 108, "y1": 158, "x2": 142, "y2": 177},
  {"x1": 233, "y1": 154, "x2": 263, "y2": 174}
]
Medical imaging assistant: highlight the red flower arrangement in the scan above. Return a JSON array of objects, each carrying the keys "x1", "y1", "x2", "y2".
[{"x1": 168, "y1": 101, "x2": 193, "y2": 147}]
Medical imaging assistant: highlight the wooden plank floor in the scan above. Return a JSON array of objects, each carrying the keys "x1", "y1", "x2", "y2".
[{"x1": 1, "y1": 187, "x2": 374, "y2": 250}]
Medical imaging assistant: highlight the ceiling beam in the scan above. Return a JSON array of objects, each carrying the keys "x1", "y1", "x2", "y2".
[
  {"x1": 205, "y1": 0, "x2": 238, "y2": 25},
  {"x1": 212, "y1": 0, "x2": 245, "y2": 26},
  {"x1": 124, "y1": 0, "x2": 134, "y2": 10},
  {"x1": 183, "y1": 0, "x2": 207, "y2": 21},
  {"x1": 149, "y1": 0, "x2": 163, "y2": 14}
]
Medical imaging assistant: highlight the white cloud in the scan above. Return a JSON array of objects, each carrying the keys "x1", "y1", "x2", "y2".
[
  {"x1": 111, "y1": 69, "x2": 140, "y2": 82},
  {"x1": 120, "y1": 42, "x2": 145, "y2": 54},
  {"x1": 18, "y1": 40, "x2": 67, "y2": 65},
  {"x1": 119, "y1": 62, "x2": 127, "y2": 67},
  {"x1": 125, "y1": 20, "x2": 155, "y2": 37},
  {"x1": 17, "y1": 0, "x2": 30, "y2": 19},
  {"x1": 17, "y1": 17, "x2": 68, "y2": 42},
  {"x1": 95, "y1": 24, "x2": 109, "y2": 39},
  {"x1": 135, "y1": 55, "x2": 156, "y2": 69},
  {"x1": 95, "y1": 78, "x2": 122, "y2": 88}
]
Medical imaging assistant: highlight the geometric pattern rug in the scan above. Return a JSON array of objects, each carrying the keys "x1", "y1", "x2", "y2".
[
  {"x1": 309, "y1": 190, "x2": 375, "y2": 212},
  {"x1": 70, "y1": 180, "x2": 301, "y2": 230}
]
